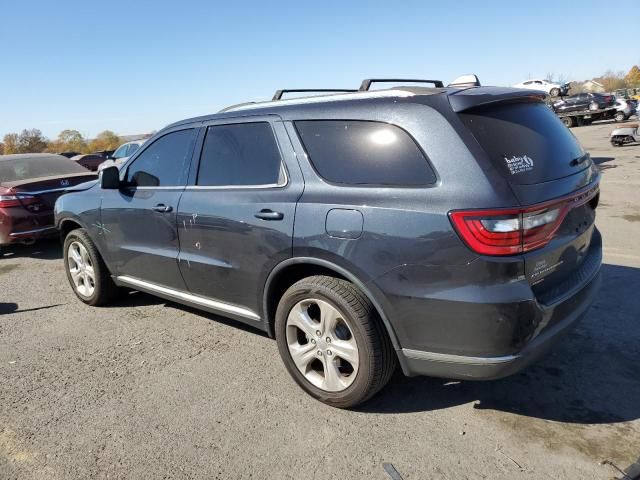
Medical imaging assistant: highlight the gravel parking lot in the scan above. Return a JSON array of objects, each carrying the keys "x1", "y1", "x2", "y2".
[{"x1": 1, "y1": 123, "x2": 639, "y2": 479}]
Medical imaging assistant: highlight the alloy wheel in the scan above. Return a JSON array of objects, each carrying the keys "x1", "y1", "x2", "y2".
[
  {"x1": 67, "y1": 241, "x2": 96, "y2": 297},
  {"x1": 285, "y1": 298, "x2": 359, "y2": 392}
]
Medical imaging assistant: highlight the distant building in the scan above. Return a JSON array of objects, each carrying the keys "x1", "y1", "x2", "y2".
[{"x1": 581, "y1": 80, "x2": 605, "y2": 93}]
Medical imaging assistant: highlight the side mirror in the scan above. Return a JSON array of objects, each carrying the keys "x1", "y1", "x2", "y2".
[{"x1": 100, "y1": 166, "x2": 120, "y2": 189}]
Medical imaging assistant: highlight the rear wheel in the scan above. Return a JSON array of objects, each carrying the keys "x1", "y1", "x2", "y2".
[
  {"x1": 611, "y1": 136, "x2": 624, "y2": 146},
  {"x1": 561, "y1": 116, "x2": 575, "y2": 128},
  {"x1": 275, "y1": 275, "x2": 395, "y2": 408},
  {"x1": 614, "y1": 112, "x2": 626, "y2": 122},
  {"x1": 589, "y1": 101, "x2": 599, "y2": 111},
  {"x1": 63, "y1": 228, "x2": 118, "y2": 306},
  {"x1": 550, "y1": 88, "x2": 560, "y2": 97}
]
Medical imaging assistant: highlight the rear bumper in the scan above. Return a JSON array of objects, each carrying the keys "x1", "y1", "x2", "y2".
[
  {"x1": 397, "y1": 268, "x2": 600, "y2": 379},
  {"x1": 379, "y1": 226, "x2": 602, "y2": 380},
  {"x1": 0, "y1": 209, "x2": 57, "y2": 245}
]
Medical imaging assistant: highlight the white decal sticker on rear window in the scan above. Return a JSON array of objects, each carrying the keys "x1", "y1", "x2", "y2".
[{"x1": 504, "y1": 155, "x2": 534, "y2": 175}]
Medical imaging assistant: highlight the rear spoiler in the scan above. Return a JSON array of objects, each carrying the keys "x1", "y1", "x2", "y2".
[{"x1": 448, "y1": 87, "x2": 547, "y2": 112}]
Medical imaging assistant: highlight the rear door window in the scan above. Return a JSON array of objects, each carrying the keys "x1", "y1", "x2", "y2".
[
  {"x1": 294, "y1": 120, "x2": 436, "y2": 186},
  {"x1": 459, "y1": 102, "x2": 588, "y2": 185},
  {"x1": 197, "y1": 122, "x2": 284, "y2": 186}
]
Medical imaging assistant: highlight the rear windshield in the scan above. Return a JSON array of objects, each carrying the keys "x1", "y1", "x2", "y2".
[
  {"x1": 459, "y1": 102, "x2": 588, "y2": 185},
  {"x1": 0, "y1": 156, "x2": 87, "y2": 183}
]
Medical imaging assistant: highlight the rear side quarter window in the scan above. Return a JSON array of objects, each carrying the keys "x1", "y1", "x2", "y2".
[{"x1": 294, "y1": 120, "x2": 436, "y2": 186}]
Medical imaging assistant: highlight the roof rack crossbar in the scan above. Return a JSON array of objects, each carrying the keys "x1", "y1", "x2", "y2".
[
  {"x1": 359, "y1": 78, "x2": 444, "y2": 91},
  {"x1": 272, "y1": 89, "x2": 358, "y2": 101}
]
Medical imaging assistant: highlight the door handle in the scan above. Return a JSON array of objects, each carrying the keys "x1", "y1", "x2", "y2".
[
  {"x1": 254, "y1": 209, "x2": 284, "y2": 221},
  {"x1": 152, "y1": 204, "x2": 173, "y2": 213}
]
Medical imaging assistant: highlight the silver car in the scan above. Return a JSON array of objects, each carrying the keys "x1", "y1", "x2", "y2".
[{"x1": 98, "y1": 140, "x2": 146, "y2": 171}]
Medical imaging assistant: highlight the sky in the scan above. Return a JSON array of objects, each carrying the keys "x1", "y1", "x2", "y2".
[{"x1": 1, "y1": 0, "x2": 637, "y2": 139}]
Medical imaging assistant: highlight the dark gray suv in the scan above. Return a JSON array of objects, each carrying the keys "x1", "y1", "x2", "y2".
[{"x1": 55, "y1": 79, "x2": 602, "y2": 407}]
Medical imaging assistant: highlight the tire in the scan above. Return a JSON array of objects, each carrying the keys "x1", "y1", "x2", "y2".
[
  {"x1": 561, "y1": 116, "x2": 575, "y2": 128},
  {"x1": 550, "y1": 88, "x2": 560, "y2": 97},
  {"x1": 275, "y1": 275, "x2": 395, "y2": 408},
  {"x1": 589, "y1": 101, "x2": 599, "y2": 111},
  {"x1": 614, "y1": 112, "x2": 626, "y2": 122},
  {"x1": 63, "y1": 228, "x2": 118, "y2": 306}
]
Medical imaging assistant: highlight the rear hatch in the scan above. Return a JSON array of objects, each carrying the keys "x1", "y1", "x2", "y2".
[{"x1": 455, "y1": 98, "x2": 601, "y2": 302}]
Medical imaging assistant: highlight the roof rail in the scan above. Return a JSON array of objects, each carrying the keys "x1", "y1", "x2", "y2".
[
  {"x1": 272, "y1": 89, "x2": 358, "y2": 101},
  {"x1": 359, "y1": 78, "x2": 444, "y2": 91},
  {"x1": 218, "y1": 101, "x2": 257, "y2": 113}
]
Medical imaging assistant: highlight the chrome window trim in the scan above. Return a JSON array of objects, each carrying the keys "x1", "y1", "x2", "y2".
[
  {"x1": 123, "y1": 186, "x2": 185, "y2": 190},
  {"x1": 116, "y1": 275, "x2": 261, "y2": 321},
  {"x1": 185, "y1": 165, "x2": 288, "y2": 191}
]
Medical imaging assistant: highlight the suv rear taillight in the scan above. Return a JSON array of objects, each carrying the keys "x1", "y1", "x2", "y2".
[
  {"x1": 449, "y1": 184, "x2": 599, "y2": 256},
  {"x1": 0, "y1": 187, "x2": 37, "y2": 208}
]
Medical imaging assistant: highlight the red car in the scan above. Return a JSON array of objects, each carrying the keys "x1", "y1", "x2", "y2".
[
  {"x1": 0, "y1": 154, "x2": 97, "y2": 248},
  {"x1": 70, "y1": 153, "x2": 109, "y2": 171}
]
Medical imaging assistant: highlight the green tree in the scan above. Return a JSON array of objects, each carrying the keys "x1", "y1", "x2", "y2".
[
  {"x1": 3, "y1": 133, "x2": 19, "y2": 154},
  {"x1": 87, "y1": 130, "x2": 121, "y2": 152},
  {"x1": 625, "y1": 65, "x2": 640, "y2": 88},
  {"x1": 16, "y1": 128, "x2": 48, "y2": 153}
]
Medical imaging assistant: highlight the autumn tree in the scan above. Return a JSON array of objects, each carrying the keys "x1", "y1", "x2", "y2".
[
  {"x1": 87, "y1": 130, "x2": 122, "y2": 152},
  {"x1": 14, "y1": 129, "x2": 48, "y2": 153},
  {"x1": 3, "y1": 133, "x2": 19, "y2": 154},
  {"x1": 0, "y1": 142, "x2": 4, "y2": 155},
  {"x1": 47, "y1": 129, "x2": 87, "y2": 153},
  {"x1": 625, "y1": 65, "x2": 640, "y2": 88},
  {"x1": 595, "y1": 70, "x2": 627, "y2": 92}
]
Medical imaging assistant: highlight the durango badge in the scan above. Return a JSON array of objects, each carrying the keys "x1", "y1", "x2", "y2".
[{"x1": 504, "y1": 155, "x2": 534, "y2": 175}]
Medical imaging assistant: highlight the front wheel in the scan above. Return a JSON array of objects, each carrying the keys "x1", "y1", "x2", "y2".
[
  {"x1": 589, "y1": 101, "x2": 599, "y2": 111},
  {"x1": 275, "y1": 276, "x2": 395, "y2": 408},
  {"x1": 550, "y1": 88, "x2": 560, "y2": 97},
  {"x1": 614, "y1": 112, "x2": 626, "y2": 122},
  {"x1": 63, "y1": 228, "x2": 118, "y2": 306}
]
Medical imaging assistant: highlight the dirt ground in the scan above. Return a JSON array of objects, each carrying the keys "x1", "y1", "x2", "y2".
[{"x1": 1, "y1": 122, "x2": 639, "y2": 479}]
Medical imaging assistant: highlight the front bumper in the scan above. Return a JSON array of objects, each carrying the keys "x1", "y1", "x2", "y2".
[{"x1": 397, "y1": 268, "x2": 600, "y2": 379}]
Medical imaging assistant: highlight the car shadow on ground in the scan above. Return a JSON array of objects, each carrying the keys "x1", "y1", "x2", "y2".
[
  {"x1": 0, "y1": 302, "x2": 64, "y2": 315},
  {"x1": 359, "y1": 263, "x2": 640, "y2": 425},
  {"x1": 0, "y1": 239, "x2": 62, "y2": 260}
]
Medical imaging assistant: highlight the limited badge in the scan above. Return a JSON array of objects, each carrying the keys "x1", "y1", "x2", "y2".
[{"x1": 504, "y1": 155, "x2": 534, "y2": 175}]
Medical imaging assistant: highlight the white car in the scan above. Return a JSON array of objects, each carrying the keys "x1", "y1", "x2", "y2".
[
  {"x1": 513, "y1": 79, "x2": 566, "y2": 97},
  {"x1": 97, "y1": 140, "x2": 146, "y2": 171}
]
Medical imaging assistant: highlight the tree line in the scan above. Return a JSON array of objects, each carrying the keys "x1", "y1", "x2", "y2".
[
  {"x1": 0, "y1": 129, "x2": 129, "y2": 156},
  {"x1": 587, "y1": 65, "x2": 640, "y2": 92},
  {"x1": 545, "y1": 65, "x2": 640, "y2": 93}
]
